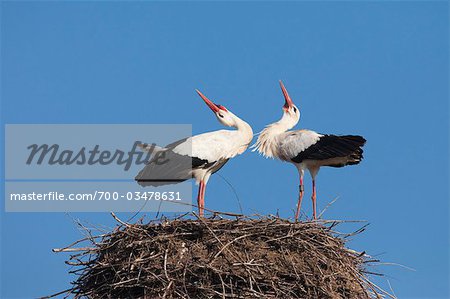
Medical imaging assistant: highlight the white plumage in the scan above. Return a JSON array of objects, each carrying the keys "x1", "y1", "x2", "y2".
[
  {"x1": 136, "y1": 90, "x2": 253, "y2": 217},
  {"x1": 254, "y1": 81, "x2": 366, "y2": 220},
  {"x1": 172, "y1": 129, "x2": 252, "y2": 164}
]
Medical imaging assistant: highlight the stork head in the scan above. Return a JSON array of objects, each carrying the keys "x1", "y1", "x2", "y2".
[
  {"x1": 196, "y1": 89, "x2": 236, "y2": 127},
  {"x1": 279, "y1": 80, "x2": 300, "y2": 128}
]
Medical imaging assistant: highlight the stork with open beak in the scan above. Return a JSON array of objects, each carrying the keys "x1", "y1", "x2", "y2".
[
  {"x1": 136, "y1": 90, "x2": 253, "y2": 217},
  {"x1": 253, "y1": 81, "x2": 366, "y2": 220}
]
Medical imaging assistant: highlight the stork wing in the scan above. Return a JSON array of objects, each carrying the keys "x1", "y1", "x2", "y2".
[
  {"x1": 171, "y1": 130, "x2": 240, "y2": 162},
  {"x1": 290, "y1": 134, "x2": 366, "y2": 164},
  {"x1": 277, "y1": 130, "x2": 322, "y2": 161},
  {"x1": 135, "y1": 130, "x2": 239, "y2": 187},
  {"x1": 135, "y1": 149, "x2": 201, "y2": 187}
]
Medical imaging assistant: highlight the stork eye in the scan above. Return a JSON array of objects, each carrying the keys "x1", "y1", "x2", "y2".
[
  {"x1": 218, "y1": 114, "x2": 224, "y2": 118},
  {"x1": 293, "y1": 107, "x2": 297, "y2": 113}
]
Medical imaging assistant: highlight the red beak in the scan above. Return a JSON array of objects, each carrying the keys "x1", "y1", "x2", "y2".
[
  {"x1": 196, "y1": 89, "x2": 220, "y2": 113},
  {"x1": 279, "y1": 80, "x2": 294, "y2": 110}
]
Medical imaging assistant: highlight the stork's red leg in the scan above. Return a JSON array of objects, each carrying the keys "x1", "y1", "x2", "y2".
[
  {"x1": 200, "y1": 181, "x2": 206, "y2": 217},
  {"x1": 311, "y1": 179, "x2": 317, "y2": 220},
  {"x1": 197, "y1": 181, "x2": 205, "y2": 217},
  {"x1": 295, "y1": 176, "x2": 304, "y2": 221}
]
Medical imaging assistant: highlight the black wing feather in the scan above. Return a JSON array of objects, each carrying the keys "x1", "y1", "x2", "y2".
[
  {"x1": 291, "y1": 135, "x2": 366, "y2": 166},
  {"x1": 135, "y1": 136, "x2": 230, "y2": 187},
  {"x1": 135, "y1": 150, "x2": 196, "y2": 187},
  {"x1": 135, "y1": 151, "x2": 227, "y2": 187}
]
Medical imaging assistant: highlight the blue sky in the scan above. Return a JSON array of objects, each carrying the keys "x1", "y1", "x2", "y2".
[{"x1": 1, "y1": 2, "x2": 448, "y2": 298}]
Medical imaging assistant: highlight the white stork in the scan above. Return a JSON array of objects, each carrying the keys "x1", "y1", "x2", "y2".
[
  {"x1": 136, "y1": 90, "x2": 253, "y2": 217},
  {"x1": 253, "y1": 81, "x2": 366, "y2": 220}
]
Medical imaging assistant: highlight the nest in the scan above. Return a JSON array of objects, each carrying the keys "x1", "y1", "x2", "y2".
[{"x1": 50, "y1": 214, "x2": 391, "y2": 299}]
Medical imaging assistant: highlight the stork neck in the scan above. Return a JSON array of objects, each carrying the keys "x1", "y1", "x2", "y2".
[
  {"x1": 276, "y1": 112, "x2": 298, "y2": 131},
  {"x1": 264, "y1": 119, "x2": 292, "y2": 135},
  {"x1": 234, "y1": 116, "x2": 252, "y2": 131},
  {"x1": 252, "y1": 113, "x2": 296, "y2": 158},
  {"x1": 232, "y1": 115, "x2": 253, "y2": 137}
]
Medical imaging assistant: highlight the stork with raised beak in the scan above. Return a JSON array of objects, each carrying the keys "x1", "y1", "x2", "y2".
[
  {"x1": 253, "y1": 81, "x2": 366, "y2": 220},
  {"x1": 136, "y1": 90, "x2": 253, "y2": 217}
]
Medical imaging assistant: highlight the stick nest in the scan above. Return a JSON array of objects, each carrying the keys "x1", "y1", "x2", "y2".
[{"x1": 54, "y1": 215, "x2": 387, "y2": 298}]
